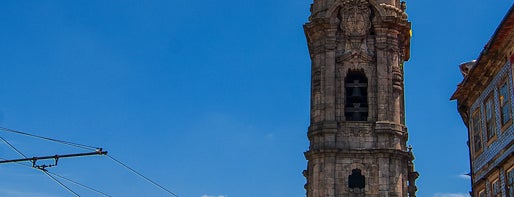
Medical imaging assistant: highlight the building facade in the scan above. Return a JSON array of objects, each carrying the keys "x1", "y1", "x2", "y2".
[
  {"x1": 303, "y1": 0, "x2": 418, "y2": 196},
  {"x1": 451, "y1": 5, "x2": 514, "y2": 197}
]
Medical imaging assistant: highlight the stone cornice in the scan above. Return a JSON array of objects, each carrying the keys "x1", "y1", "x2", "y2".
[{"x1": 304, "y1": 148, "x2": 411, "y2": 160}]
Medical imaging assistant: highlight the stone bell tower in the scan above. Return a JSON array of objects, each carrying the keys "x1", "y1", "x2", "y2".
[{"x1": 303, "y1": 0, "x2": 419, "y2": 196}]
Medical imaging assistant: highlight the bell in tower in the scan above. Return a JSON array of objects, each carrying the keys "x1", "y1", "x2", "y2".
[
  {"x1": 303, "y1": 0, "x2": 418, "y2": 196},
  {"x1": 345, "y1": 70, "x2": 368, "y2": 121}
]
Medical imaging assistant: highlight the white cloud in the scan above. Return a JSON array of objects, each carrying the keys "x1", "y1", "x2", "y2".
[
  {"x1": 0, "y1": 189, "x2": 56, "y2": 197},
  {"x1": 433, "y1": 193, "x2": 470, "y2": 197},
  {"x1": 201, "y1": 195, "x2": 226, "y2": 197},
  {"x1": 458, "y1": 174, "x2": 471, "y2": 179}
]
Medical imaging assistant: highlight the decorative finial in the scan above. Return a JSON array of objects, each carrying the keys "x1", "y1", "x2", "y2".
[{"x1": 401, "y1": 1, "x2": 407, "y2": 12}]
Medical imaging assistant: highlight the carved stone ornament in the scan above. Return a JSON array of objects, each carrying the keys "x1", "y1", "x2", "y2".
[
  {"x1": 340, "y1": 0, "x2": 371, "y2": 37},
  {"x1": 338, "y1": 0, "x2": 373, "y2": 62},
  {"x1": 392, "y1": 66, "x2": 403, "y2": 91}
]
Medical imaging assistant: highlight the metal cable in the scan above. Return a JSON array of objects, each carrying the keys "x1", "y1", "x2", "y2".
[
  {"x1": 0, "y1": 127, "x2": 176, "y2": 196},
  {"x1": 46, "y1": 171, "x2": 112, "y2": 197},
  {"x1": 42, "y1": 170, "x2": 81, "y2": 197},
  {"x1": 0, "y1": 136, "x2": 28, "y2": 158},
  {"x1": 0, "y1": 127, "x2": 99, "y2": 151},
  {"x1": 107, "y1": 155, "x2": 179, "y2": 197},
  {"x1": 2, "y1": 159, "x2": 111, "y2": 197}
]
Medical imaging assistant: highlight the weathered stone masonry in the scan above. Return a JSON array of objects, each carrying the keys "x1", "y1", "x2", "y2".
[{"x1": 303, "y1": 0, "x2": 418, "y2": 196}]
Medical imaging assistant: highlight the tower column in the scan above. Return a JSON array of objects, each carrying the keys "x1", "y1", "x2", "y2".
[
  {"x1": 324, "y1": 28, "x2": 338, "y2": 123},
  {"x1": 374, "y1": 26, "x2": 390, "y2": 122}
]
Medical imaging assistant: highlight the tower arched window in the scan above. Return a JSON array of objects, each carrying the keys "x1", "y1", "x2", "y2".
[
  {"x1": 345, "y1": 70, "x2": 368, "y2": 121},
  {"x1": 348, "y1": 169, "x2": 365, "y2": 189}
]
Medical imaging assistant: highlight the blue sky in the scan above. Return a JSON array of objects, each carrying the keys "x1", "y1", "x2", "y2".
[{"x1": 0, "y1": 1, "x2": 512, "y2": 197}]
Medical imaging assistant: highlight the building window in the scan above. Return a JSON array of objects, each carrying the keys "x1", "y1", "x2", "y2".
[
  {"x1": 471, "y1": 109, "x2": 483, "y2": 156},
  {"x1": 345, "y1": 70, "x2": 368, "y2": 121},
  {"x1": 478, "y1": 189, "x2": 485, "y2": 197},
  {"x1": 484, "y1": 93, "x2": 496, "y2": 142},
  {"x1": 348, "y1": 169, "x2": 365, "y2": 189},
  {"x1": 507, "y1": 169, "x2": 514, "y2": 197},
  {"x1": 491, "y1": 179, "x2": 501, "y2": 197},
  {"x1": 498, "y1": 78, "x2": 512, "y2": 129}
]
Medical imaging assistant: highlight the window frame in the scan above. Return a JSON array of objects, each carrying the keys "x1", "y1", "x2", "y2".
[
  {"x1": 477, "y1": 188, "x2": 486, "y2": 197},
  {"x1": 498, "y1": 76, "x2": 513, "y2": 131},
  {"x1": 475, "y1": 180, "x2": 486, "y2": 197},
  {"x1": 471, "y1": 108, "x2": 484, "y2": 157},
  {"x1": 484, "y1": 92, "x2": 497, "y2": 145},
  {"x1": 507, "y1": 166, "x2": 514, "y2": 197},
  {"x1": 491, "y1": 178, "x2": 501, "y2": 197}
]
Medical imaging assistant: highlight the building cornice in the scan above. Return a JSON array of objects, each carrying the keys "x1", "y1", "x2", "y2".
[{"x1": 451, "y1": 5, "x2": 514, "y2": 104}]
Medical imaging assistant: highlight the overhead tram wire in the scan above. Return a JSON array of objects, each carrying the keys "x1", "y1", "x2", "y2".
[
  {"x1": 107, "y1": 155, "x2": 179, "y2": 197},
  {"x1": 0, "y1": 127, "x2": 107, "y2": 170},
  {"x1": 46, "y1": 169, "x2": 112, "y2": 197},
  {"x1": 0, "y1": 127, "x2": 99, "y2": 151},
  {"x1": 0, "y1": 138, "x2": 81, "y2": 196},
  {"x1": 0, "y1": 128, "x2": 110, "y2": 197},
  {"x1": 0, "y1": 127, "x2": 178, "y2": 196},
  {"x1": 0, "y1": 136, "x2": 28, "y2": 158},
  {"x1": 42, "y1": 169, "x2": 81, "y2": 197},
  {"x1": 0, "y1": 157, "x2": 112, "y2": 197}
]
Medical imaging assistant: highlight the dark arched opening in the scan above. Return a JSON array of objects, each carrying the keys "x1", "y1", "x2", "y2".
[
  {"x1": 345, "y1": 70, "x2": 368, "y2": 121},
  {"x1": 348, "y1": 169, "x2": 365, "y2": 189}
]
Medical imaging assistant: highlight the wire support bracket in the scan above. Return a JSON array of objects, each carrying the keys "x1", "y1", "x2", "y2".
[{"x1": 0, "y1": 149, "x2": 107, "y2": 170}]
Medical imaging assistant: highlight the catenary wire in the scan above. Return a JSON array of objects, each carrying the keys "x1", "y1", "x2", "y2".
[
  {"x1": 0, "y1": 127, "x2": 99, "y2": 151},
  {"x1": 0, "y1": 126, "x2": 177, "y2": 196},
  {"x1": 0, "y1": 136, "x2": 28, "y2": 158},
  {"x1": 42, "y1": 169, "x2": 81, "y2": 197},
  {"x1": 1, "y1": 158, "x2": 112, "y2": 197},
  {"x1": 107, "y1": 155, "x2": 179, "y2": 197},
  {"x1": 0, "y1": 133, "x2": 111, "y2": 197},
  {"x1": 45, "y1": 170, "x2": 112, "y2": 197}
]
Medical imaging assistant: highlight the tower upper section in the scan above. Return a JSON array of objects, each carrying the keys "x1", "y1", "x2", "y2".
[
  {"x1": 305, "y1": 0, "x2": 411, "y2": 128},
  {"x1": 308, "y1": 0, "x2": 408, "y2": 22}
]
